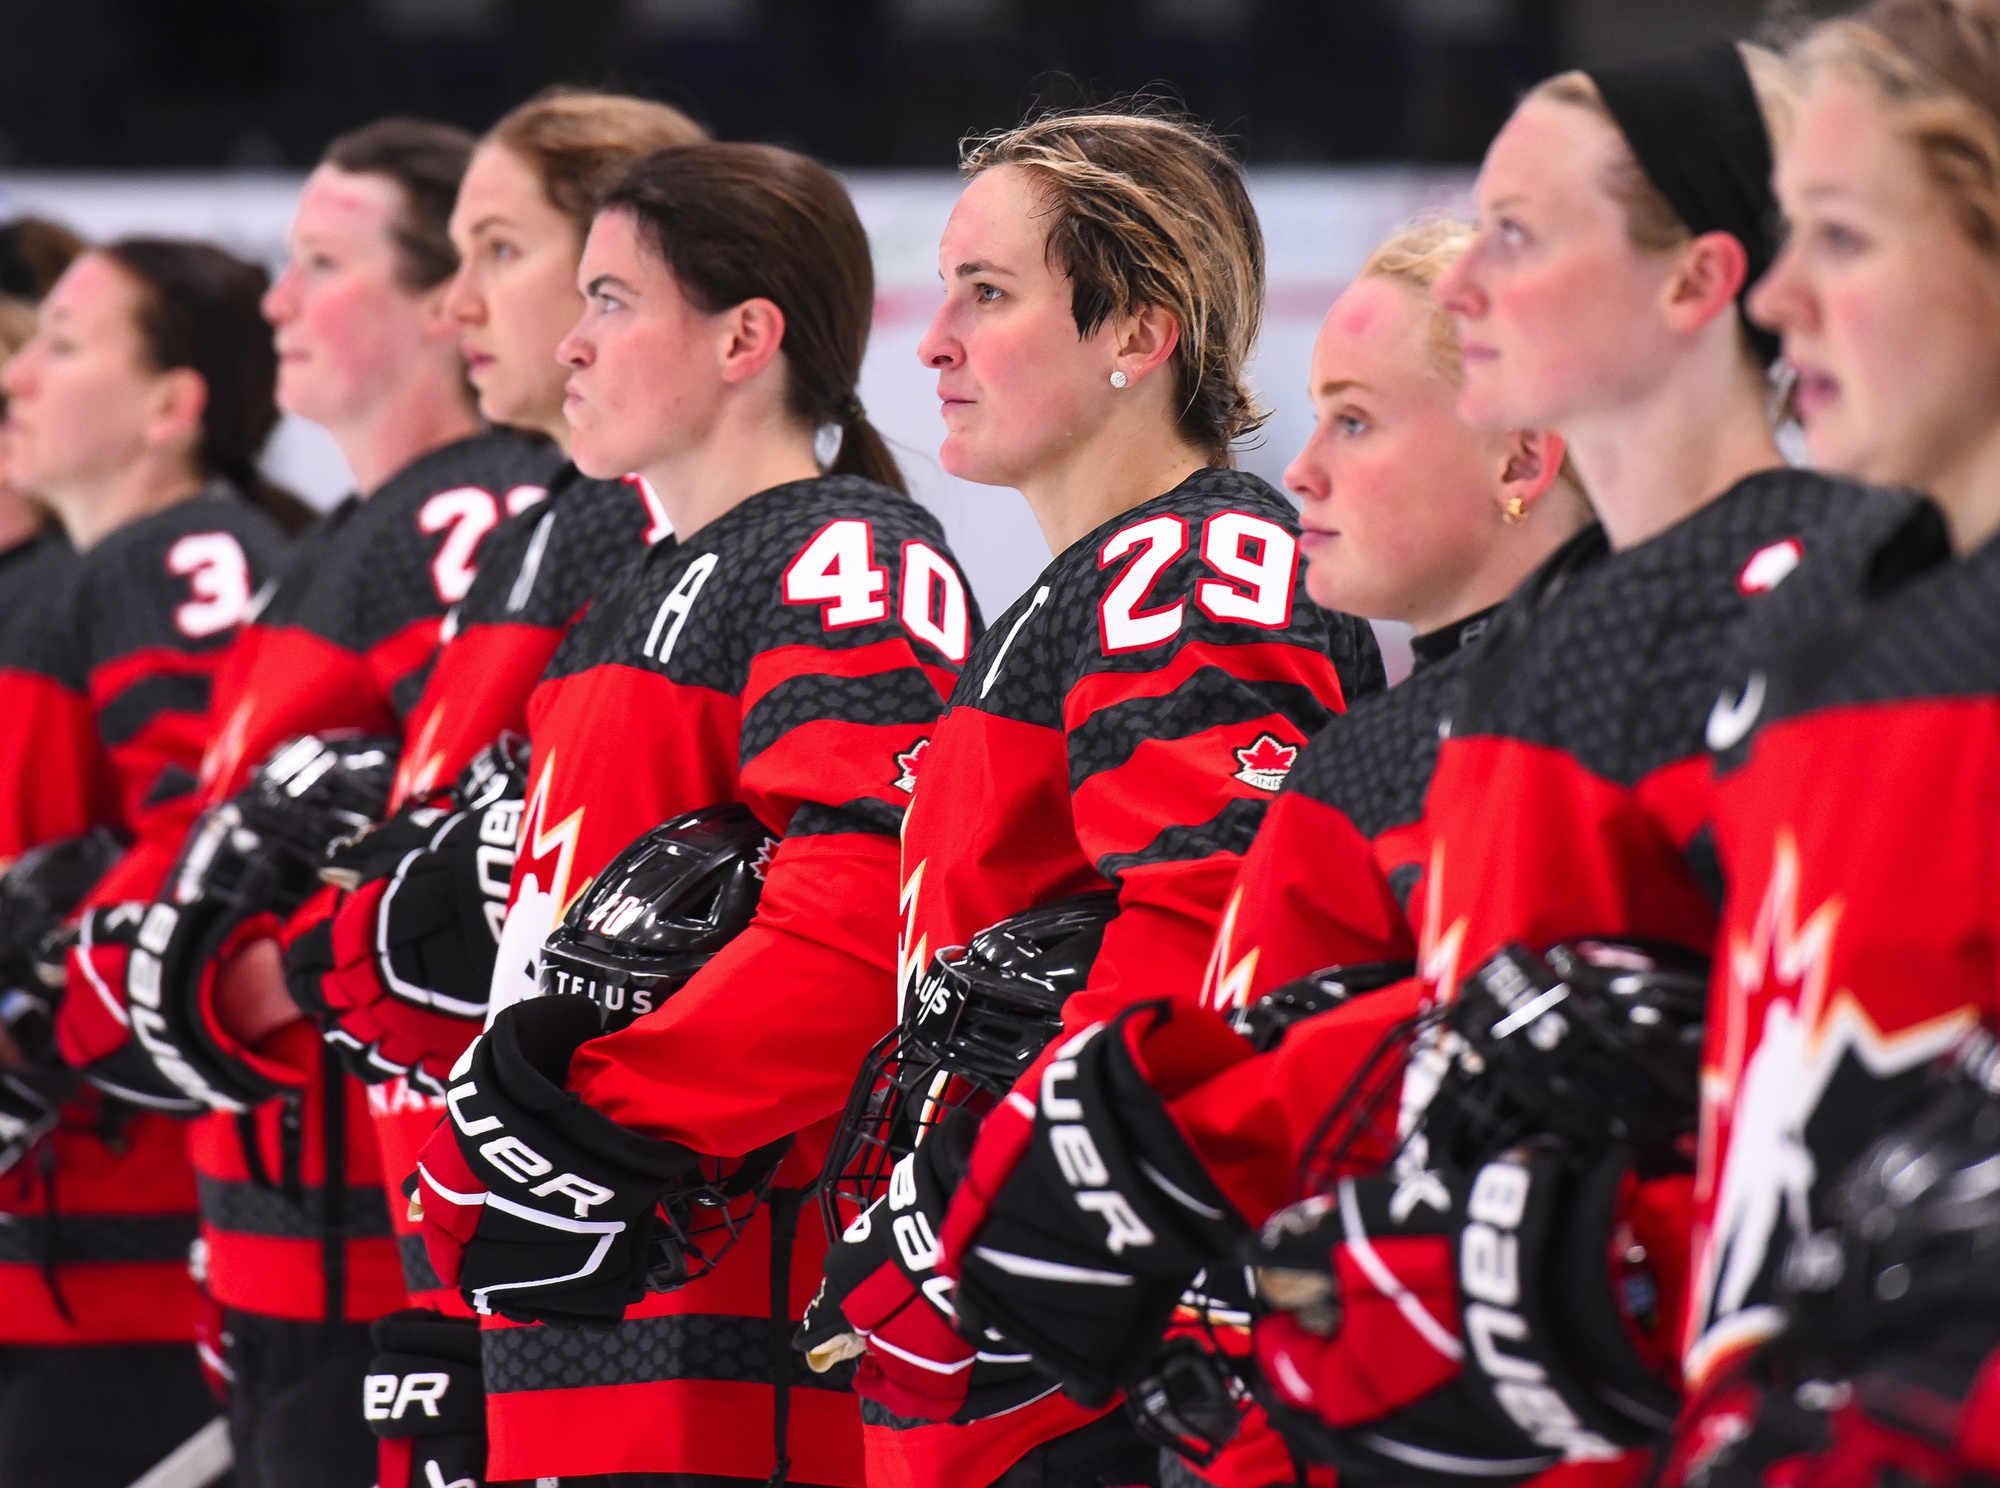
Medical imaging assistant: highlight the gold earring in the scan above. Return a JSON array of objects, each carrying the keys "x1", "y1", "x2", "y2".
[{"x1": 1502, "y1": 494, "x2": 1527, "y2": 527}]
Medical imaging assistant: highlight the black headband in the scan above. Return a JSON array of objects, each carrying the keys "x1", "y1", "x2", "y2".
[{"x1": 1586, "y1": 39, "x2": 1782, "y2": 369}]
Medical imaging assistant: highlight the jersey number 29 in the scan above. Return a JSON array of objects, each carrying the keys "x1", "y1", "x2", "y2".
[{"x1": 1099, "y1": 511, "x2": 1297, "y2": 654}]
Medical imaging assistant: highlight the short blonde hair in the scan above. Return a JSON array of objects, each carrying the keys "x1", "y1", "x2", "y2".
[
  {"x1": 1356, "y1": 218, "x2": 1589, "y2": 509},
  {"x1": 962, "y1": 108, "x2": 1267, "y2": 462},
  {"x1": 1357, "y1": 217, "x2": 1477, "y2": 385},
  {"x1": 1795, "y1": 0, "x2": 2000, "y2": 256}
]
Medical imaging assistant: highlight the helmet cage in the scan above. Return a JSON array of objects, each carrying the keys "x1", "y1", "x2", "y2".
[
  {"x1": 1297, "y1": 939, "x2": 1708, "y2": 1194},
  {"x1": 818, "y1": 891, "x2": 1118, "y2": 1238}
]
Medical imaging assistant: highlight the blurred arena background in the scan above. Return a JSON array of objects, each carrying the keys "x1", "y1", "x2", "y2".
[{"x1": 0, "y1": 0, "x2": 1835, "y2": 660}]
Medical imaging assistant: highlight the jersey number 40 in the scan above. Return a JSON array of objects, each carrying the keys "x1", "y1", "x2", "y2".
[{"x1": 783, "y1": 519, "x2": 970, "y2": 663}]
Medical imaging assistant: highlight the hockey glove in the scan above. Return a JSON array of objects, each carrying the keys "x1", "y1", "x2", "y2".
[
  {"x1": 414, "y1": 995, "x2": 698, "y2": 1327},
  {"x1": 364, "y1": 1309, "x2": 489, "y2": 1488},
  {"x1": 941, "y1": 999, "x2": 1255, "y2": 1410},
  {"x1": 1249, "y1": 1146, "x2": 1676, "y2": 1488},
  {"x1": 58, "y1": 735, "x2": 398, "y2": 1114},
  {"x1": 799, "y1": 1105, "x2": 1057, "y2": 1424},
  {"x1": 290, "y1": 737, "x2": 528, "y2": 1097}
]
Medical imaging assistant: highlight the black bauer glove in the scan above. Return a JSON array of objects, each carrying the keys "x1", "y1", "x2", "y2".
[
  {"x1": 364, "y1": 1309, "x2": 489, "y2": 1488},
  {"x1": 946, "y1": 1001, "x2": 1254, "y2": 1411},
  {"x1": 62, "y1": 735, "x2": 399, "y2": 1114},
  {"x1": 415, "y1": 995, "x2": 699, "y2": 1327},
  {"x1": 798, "y1": 1106, "x2": 1054, "y2": 1425},
  {"x1": 289, "y1": 736, "x2": 529, "y2": 1097},
  {"x1": 0, "y1": 830, "x2": 125, "y2": 1172},
  {"x1": 1248, "y1": 1145, "x2": 1678, "y2": 1488}
]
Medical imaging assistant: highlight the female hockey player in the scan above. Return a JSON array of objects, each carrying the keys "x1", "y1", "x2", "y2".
[
  {"x1": 0, "y1": 238, "x2": 296, "y2": 1487},
  {"x1": 284, "y1": 89, "x2": 704, "y2": 1488},
  {"x1": 0, "y1": 296, "x2": 74, "y2": 632},
  {"x1": 53, "y1": 119, "x2": 559, "y2": 1488},
  {"x1": 1142, "y1": 218, "x2": 1590, "y2": 1488},
  {"x1": 792, "y1": 108, "x2": 1381, "y2": 1488},
  {"x1": 412, "y1": 139, "x2": 980, "y2": 1486},
  {"x1": 928, "y1": 42, "x2": 1921, "y2": 1488},
  {"x1": 1666, "y1": 3, "x2": 2000, "y2": 1480},
  {"x1": 292, "y1": 87, "x2": 703, "y2": 1299}
]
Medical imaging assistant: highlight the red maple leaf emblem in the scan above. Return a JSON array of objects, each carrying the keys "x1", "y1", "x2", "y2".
[
  {"x1": 893, "y1": 738, "x2": 930, "y2": 794},
  {"x1": 1232, "y1": 733, "x2": 1298, "y2": 791}
]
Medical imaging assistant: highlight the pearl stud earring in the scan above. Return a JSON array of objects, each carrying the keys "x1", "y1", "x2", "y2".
[{"x1": 1109, "y1": 370, "x2": 1128, "y2": 389}]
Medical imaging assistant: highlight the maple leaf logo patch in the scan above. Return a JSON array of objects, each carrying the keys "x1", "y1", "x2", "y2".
[
  {"x1": 1232, "y1": 733, "x2": 1298, "y2": 792},
  {"x1": 893, "y1": 738, "x2": 930, "y2": 794},
  {"x1": 751, "y1": 835, "x2": 777, "y2": 881}
]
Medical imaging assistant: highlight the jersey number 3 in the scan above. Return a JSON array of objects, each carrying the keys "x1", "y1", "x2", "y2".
[
  {"x1": 168, "y1": 533, "x2": 254, "y2": 639},
  {"x1": 1099, "y1": 511, "x2": 1297, "y2": 653},
  {"x1": 784, "y1": 519, "x2": 969, "y2": 662}
]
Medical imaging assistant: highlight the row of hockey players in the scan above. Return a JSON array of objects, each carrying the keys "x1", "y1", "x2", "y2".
[{"x1": 1, "y1": 0, "x2": 1996, "y2": 1485}]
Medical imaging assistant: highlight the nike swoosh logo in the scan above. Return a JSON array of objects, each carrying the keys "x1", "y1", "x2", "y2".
[{"x1": 1706, "y1": 671, "x2": 1767, "y2": 751}]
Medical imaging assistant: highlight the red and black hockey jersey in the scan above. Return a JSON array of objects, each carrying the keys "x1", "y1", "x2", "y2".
[
  {"x1": 876, "y1": 467, "x2": 1378, "y2": 1488},
  {"x1": 58, "y1": 429, "x2": 560, "y2": 1331},
  {"x1": 479, "y1": 473, "x2": 975, "y2": 1484},
  {"x1": 1682, "y1": 492, "x2": 1972, "y2": 1391},
  {"x1": 0, "y1": 491, "x2": 286, "y2": 1345},
  {"x1": 373, "y1": 461, "x2": 657, "y2": 1310},
  {"x1": 1200, "y1": 604, "x2": 1495, "y2": 1026},
  {"x1": 1410, "y1": 471, "x2": 1902, "y2": 1008}
]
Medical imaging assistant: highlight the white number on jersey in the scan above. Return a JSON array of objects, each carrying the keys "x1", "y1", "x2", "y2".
[
  {"x1": 784, "y1": 519, "x2": 888, "y2": 628},
  {"x1": 1098, "y1": 514, "x2": 1189, "y2": 653},
  {"x1": 1099, "y1": 510, "x2": 1300, "y2": 652},
  {"x1": 628, "y1": 474, "x2": 674, "y2": 546},
  {"x1": 169, "y1": 533, "x2": 254, "y2": 639},
  {"x1": 898, "y1": 541, "x2": 970, "y2": 662},
  {"x1": 1195, "y1": 513, "x2": 1297, "y2": 629},
  {"x1": 419, "y1": 487, "x2": 503, "y2": 604}
]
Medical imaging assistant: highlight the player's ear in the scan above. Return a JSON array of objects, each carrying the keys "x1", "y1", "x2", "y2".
[
  {"x1": 1492, "y1": 428, "x2": 1567, "y2": 517},
  {"x1": 1109, "y1": 302, "x2": 1182, "y2": 391},
  {"x1": 717, "y1": 297, "x2": 788, "y2": 387},
  {"x1": 146, "y1": 366, "x2": 209, "y2": 459}
]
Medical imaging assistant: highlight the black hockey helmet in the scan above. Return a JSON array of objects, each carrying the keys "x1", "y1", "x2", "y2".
[
  {"x1": 1778, "y1": 1029, "x2": 2000, "y2": 1362},
  {"x1": 1300, "y1": 938, "x2": 1708, "y2": 1191},
  {"x1": 1232, "y1": 960, "x2": 1415, "y2": 1053},
  {"x1": 818, "y1": 890, "x2": 1119, "y2": 1239},
  {"x1": 537, "y1": 804, "x2": 778, "y2": 1032}
]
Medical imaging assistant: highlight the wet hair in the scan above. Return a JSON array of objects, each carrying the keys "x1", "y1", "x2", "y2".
[
  {"x1": 960, "y1": 106, "x2": 1268, "y2": 463},
  {"x1": 321, "y1": 117, "x2": 478, "y2": 291},
  {"x1": 1531, "y1": 46, "x2": 1796, "y2": 258},
  {"x1": 1795, "y1": 0, "x2": 2000, "y2": 255},
  {"x1": 487, "y1": 89, "x2": 708, "y2": 238},
  {"x1": 600, "y1": 142, "x2": 905, "y2": 493},
  {"x1": 0, "y1": 217, "x2": 86, "y2": 302},
  {"x1": 100, "y1": 238, "x2": 315, "y2": 534}
]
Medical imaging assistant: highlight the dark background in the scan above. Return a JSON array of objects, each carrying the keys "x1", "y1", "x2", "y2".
[{"x1": 0, "y1": 0, "x2": 1839, "y2": 171}]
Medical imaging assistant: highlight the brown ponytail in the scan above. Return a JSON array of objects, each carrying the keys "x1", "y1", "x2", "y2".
[
  {"x1": 599, "y1": 142, "x2": 906, "y2": 494},
  {"x1": 101, "y1": 238, "x2": 316, "y2": 535}
]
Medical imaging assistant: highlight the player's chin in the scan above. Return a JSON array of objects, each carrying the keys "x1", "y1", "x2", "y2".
[{"x1": 566, "y1": 428, "x2": 629, "y2": 483}]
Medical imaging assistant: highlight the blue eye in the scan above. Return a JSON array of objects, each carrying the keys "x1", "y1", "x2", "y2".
[
  {"x1": 1815, "y1": 221, "x2": 1865, "y2": 256},
  {"x1": 974, "y1": 283, "x2": 1002, "y2": 304},
  {"x1": 1336, "y1": 414, "x2": 1366, "y2": 436}
]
